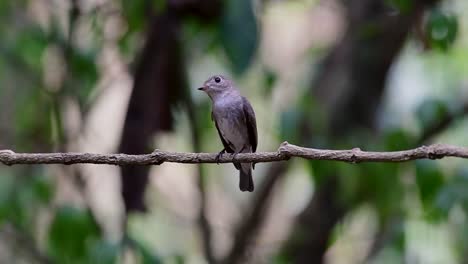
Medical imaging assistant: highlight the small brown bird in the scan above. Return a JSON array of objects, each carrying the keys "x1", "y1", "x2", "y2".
[{"x1": 198, "y1": 75, "x2": 258, "y2": 192}]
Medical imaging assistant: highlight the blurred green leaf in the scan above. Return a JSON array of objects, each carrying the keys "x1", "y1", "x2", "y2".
[
  {"x1": 0, "y1": 1, "x2": 13, "y2": 17},
  {"x1": 263, "y1": 69, "x2": 277, "y2": 96},
  {"x1": 454, "y1": 167, "x2": 468, "y2": 209},
  {"x1": 336, "y1": 163, "x2": 362, "y2": 204},
  {"x1": 86, "y1": 240, "x2": 119, "y2": 264},
  {"x1": 307, "y1": 160, "x2": 337, "y2": 185},
  {"x1": 432, "y1": 166, "x2": 468, "y2": 220},
  {"x1": 359, "y1": 163, "x2": 402, "y2": 219},
  {"x1": 8, "y1": 170, "x2": 53, "y2": 230},
  {"x1": 13, "y1": 27, "x2": 48, "y2": 71},
  {"x1": 433, "y1": 185, "x2": 455, "y2": 219},
  {"x1": 359, "y1": 23, "x2": 381, "y2": 40},
  {"x1": 279, "y1": 109, "x2": 302, "y2": 144},
  {"x1": 415, "y1": 160, "x2": 445, "y2": 219},
  {"x1": 48, "y1": 206, "x2": 100, "y2": 263},
  {"x1": 128, "y1": 237, "x2": 163, "y2": 264},
  {"x1": 0, "y1": 168, "x2": 54, "y2": 231},
  {"x1": 153, "y1": 0, "x2": 167, "y2": 14},
  {"x1": 198, "y1": 100, "x2": 216, "y2": 140},
  {"x1": 173, "y1": 254, "x2": 186, "y2": 264},
  {"x1": 121, "y1": 0, "x2": 147, "y2": 32},
  {"x1": 386, "y1": 0, "x2": 413, "y2": 14},
  {"x1": 69, "y1": 49, "x2": 98, "y2": 105},
  {"x1": 0, "y1": 172, "x2": 15, "y2": 224},
  {"x1": 426, "y1": 10, "x2": 458, "y2": 51},
  {"x1": 416, "y1": 98, "x2": 449, "y2": 131},
  {"x1": 31, "y1": 174, "x2": 54, "y2": 204},
  {"x1": 220, "y1": 0, "x2": 258, "y2": 75},
  {"x1": 273, "y1": 252, "x2": 291, "y2": 264},
  {"x1": 118, "y1": 31, "x2": 135, "y2": 57},
  {"x1": 15, "y1": 90, "x2": 53, "y2": 150},
  {"x1": 384, "y1": 129, "x2": 416, "y2": 151}
]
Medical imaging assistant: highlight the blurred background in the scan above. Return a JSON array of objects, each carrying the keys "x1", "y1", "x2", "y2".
[{"x1": 0, "y1": 0, "x2": 467, "y2": 263}]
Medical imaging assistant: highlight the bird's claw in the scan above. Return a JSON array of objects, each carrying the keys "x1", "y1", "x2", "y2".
[{"x1": 215, "y1": 149, "x2": 226, "y2": 164}]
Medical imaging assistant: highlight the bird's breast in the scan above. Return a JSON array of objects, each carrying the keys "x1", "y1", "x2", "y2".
[{"x1": 213, "y1": 102, "x2": 249, "y2": 151}]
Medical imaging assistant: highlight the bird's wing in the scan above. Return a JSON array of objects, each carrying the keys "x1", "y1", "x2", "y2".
[
  {"x1": 242, "y1": 97, "x2": 258, "y2": 153},
  {"x1": 212, "y1": 111, "x2": 235, "y2": 153}
]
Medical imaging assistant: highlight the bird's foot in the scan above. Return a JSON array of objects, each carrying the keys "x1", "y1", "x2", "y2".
[
  {"x1": 215, "y1": 149, "x2": 226, "y2": 164},
  {"x1": 231, "y1": 146, "x2": 246, "y2": 162}
]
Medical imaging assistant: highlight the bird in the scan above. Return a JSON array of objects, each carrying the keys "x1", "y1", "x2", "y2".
[{"x1": 198, "y1": 75, "x2": 258, "y2": 192}]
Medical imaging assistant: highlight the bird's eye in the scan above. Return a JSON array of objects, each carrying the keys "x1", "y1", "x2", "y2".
[{"x1": 214, "y1": 76, "x2": 221, "y2": 83}]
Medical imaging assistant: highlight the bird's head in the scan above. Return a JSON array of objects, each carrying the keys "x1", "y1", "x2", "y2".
[{"x1": 198, "y1": 75, "x2": 233, "y2": 97}]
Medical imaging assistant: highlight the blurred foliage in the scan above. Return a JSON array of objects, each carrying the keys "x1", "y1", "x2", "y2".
[
  {"x1": 67, "y1": 49, "x2": 99, "y2": 107},
  {"x1": 48, "y1": 206, "x2": 100, "y2": 263},
  {"x1": 415, "y1": 160, "x2": 445, "y2": 218},
  {"x1": 386, "y1": 0, "x2": 414, "y2": 13},
  {"x1": 425, "y1": 9, "x2": 458, "y2": 51},
  {"x1": 220, "y1": 0, "x2": 258, "y2": 75},
  {"x1": 416, "y1": 98, "x2": 450, "y2": 131},
  {"x1": 0, "y1": 0, "x2": 261, "y2": 261},
  {"x1": 0, "y1": 0, "x2": 467, "y2": 263}
]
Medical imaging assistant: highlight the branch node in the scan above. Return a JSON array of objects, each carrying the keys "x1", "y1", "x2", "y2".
[
  {"x1": 152, "y1": 149, "x2": 160, "y2": 153},
  {"x1": 150, "y1": 151, "x2": 164, "y2": 165},
  {"x1": 0, "y1": 150, "x2": 15, "y2": 166},
  {"x1": 0, "y1": 150, "x2": 15, "y2": 154},
  {"x1": 427, "y1": 145, "x2": 444, "y2": 160},
  {"x1": 278, "y1": 141, "x2": 291, "y2": 153},
  {"x1": 349, "y1": 148, "x2": 362, "y2": 164}
]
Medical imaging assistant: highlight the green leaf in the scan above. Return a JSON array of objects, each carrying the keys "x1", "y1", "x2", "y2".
[
  {"x1": 432, "y1": 166, "x2": 468, "y2": 220},
  {"x1": 426, "y1": 10, "x2": 458, "y2": 51},
  {"x1": 306, "y1": 160, "x2": 338, "y2": 185},
  {"x1": 48, "y1": 206, "x2": 100, "y2": 263},
  {"x1": 0, "y1": 172, "x2": 15, "y2": 224},
  {"x1": 14, "y1": 89, "x2": 53, "y2": 150},
  {"x1": 279, "y1": 109, "x2": 302, "y2": 144},
  {"x1": 263, "y1": 70, "x2": 277, "y2": 96},
  {"x1": 173, "y1": 255, "x2": 185, "y2": 264},
  {"x1": 449, "y1": 167, "x2": 468, "y2": 211},
  {"x1": 153, "y1": 0, "x2": 167, "y2": 14},
  {"x1": 198, "y1": 100, "x2": 216, "y2": 141},
  {"x1": 359, "y1": 163, "x2": 402, "y2": 219},
  {"x1": 31, "y1": 174, "x2": 54, "y2": 204},
  {"x1": 384, "y1": 129, "x2": 415, "y2": 151},
  {"x1": 69, "y1": 49, "x2": 98, "y2": 105},
  {"x1": 415, "y1": 160, "x2": 445, "y2": 217},
  {"x1": 121, "y1": 0, "x2": 147, "y2": 32},
  {"x1": 86, "y1": 240, "x2": 119, "y2": 264},
  {"x1": 415, "y1": 98, "x2": 449, "y2": 131},
  {"x1": 220, "y1": 0, "x2": 258, "y2": 75},
  {"x1": 385, "y1": 0, "x2": 413, "y2": 14},
  {"x1": 13, "y1": 27, "x2": 48, "y2": 71},
  {"x1": 128, "y1": 237, "x2": 163, "y2": 264}
]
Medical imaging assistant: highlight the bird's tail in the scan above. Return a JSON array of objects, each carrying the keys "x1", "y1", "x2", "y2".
[{"x1": 239, "y1": 163, "x2": 254, "y2": 192}]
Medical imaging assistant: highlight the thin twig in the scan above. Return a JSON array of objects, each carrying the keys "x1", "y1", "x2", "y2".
[{"x1": 0, "y1": 142, "x2": 467, "y2": 166}]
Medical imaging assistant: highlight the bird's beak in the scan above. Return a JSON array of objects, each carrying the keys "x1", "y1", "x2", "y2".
[{"x1": 198, "y1": 86, "x2": 205, "y2": 91}]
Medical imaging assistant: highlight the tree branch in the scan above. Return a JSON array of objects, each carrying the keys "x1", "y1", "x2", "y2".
[{"x1": 0, "y1": 142, "x2": 467, "y2": 166}]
